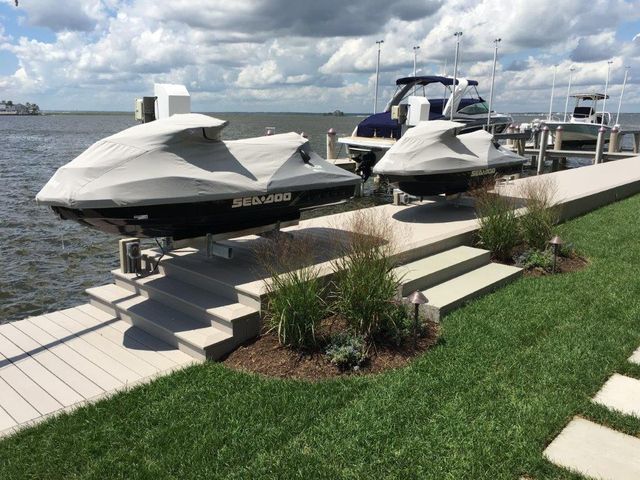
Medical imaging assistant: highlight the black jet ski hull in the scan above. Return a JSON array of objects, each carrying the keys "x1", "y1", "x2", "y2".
[
  {"x1": 52, "y1": 185, "x2": 355, "y2": 240},
  {"x1": 384, "y1": 163, "x2": 523, "y2": 196}
]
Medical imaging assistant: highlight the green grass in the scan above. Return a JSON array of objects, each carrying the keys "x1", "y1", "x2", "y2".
[{"x1": 2, "y1": 195, "x2": 640, "y2": 479}]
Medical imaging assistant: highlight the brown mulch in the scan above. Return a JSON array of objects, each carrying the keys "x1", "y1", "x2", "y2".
[
  {"x1": 222, "y1": 319, "x2": 440, "y2": 381},
  {"x1": 522, "y1": 254, "x2": 589, "y2": 277}
]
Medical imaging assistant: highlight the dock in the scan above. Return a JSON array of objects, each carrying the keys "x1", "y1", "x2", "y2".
[{"x1": 3, "y1": 155, "x2": 640, "y2": 437}]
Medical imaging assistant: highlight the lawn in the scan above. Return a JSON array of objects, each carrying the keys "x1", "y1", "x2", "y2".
[{"x1": 2, "y1": 194, "x2": 640, "y2": 479}]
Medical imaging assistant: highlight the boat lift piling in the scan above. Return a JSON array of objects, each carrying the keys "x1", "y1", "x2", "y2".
[
  {"x1": 609, "y1": 126, "x2": 620, "y2": 154},
  {"x1": 537, "y1": 126, "x2": 550, "y2": 175},
  {"x1": 326, "y1": 128, "x2": 337, "y2": 159},
  {"x1": 594, "y1": 127, "x2": 606, "y2": 164}
]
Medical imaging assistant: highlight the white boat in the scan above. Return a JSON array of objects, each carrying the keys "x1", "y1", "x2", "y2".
[
  {"x1": 338, "y1": 75, "x2": 513, "y2": 179},
  {"x1": 541, "y1": 93, "x2": 612, "y2": 148}
]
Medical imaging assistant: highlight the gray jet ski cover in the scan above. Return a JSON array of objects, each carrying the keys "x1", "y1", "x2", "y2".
[
  {"x1": 36, "y1": 113, "x2": 361, "y2": 209},
  {"x1": 373, "y1": 120, "x2": 524, "y2": 176}
]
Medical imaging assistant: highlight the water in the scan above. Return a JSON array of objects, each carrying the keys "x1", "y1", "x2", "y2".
[
  {"x1": 0, "y1": 113, "x2": 362, "y2": 323},
  {"x1": 2, "y1": 112, "x2": 640, "y2": 323}
]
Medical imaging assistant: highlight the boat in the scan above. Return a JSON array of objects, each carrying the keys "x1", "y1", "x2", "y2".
[
  {"x1": 339, "y1": 75, "x2": 513, "y2": 178},
  {"x1": 540, "y1": 93, "x2": 612, "y2": 148},
  {"x1": 372, "y1": 120, "x2": 524, "y2": 196},
  {"x1": 36, "y1": 113, "x2": 361, "y2": 240}
]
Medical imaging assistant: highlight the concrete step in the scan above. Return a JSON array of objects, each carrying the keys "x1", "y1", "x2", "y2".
[
  {"x1": 86, "y1": 284, "x2": 234, "y2": 360},
  {"x1": 395, "y1": 246, "x2": 491, "y2": 296},
  {"x1": 422, "y1": 263, "x2": 522, "y2": 320},
  {"x1": 146, "y1": 249, "x2": 264, "y2": 310},
  {"x1": 112, "y1": 269, "x2": 259, "y2": 338}
]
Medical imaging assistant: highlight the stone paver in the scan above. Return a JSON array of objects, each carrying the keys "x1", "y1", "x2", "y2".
[
  {"x1": 628, "y1": 346, "x2": 640, "y2": 365},
  {"x1": 593, "y1": 374, "x2": 640, "y2": 419},
  {"x1": 544, "y1": 417, "x2": 640, "y2": 480}
]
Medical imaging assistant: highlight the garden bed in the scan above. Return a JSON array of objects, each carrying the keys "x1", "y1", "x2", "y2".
[{"x1": 223, "y1": 318, "x2": 440, "y2": 381}]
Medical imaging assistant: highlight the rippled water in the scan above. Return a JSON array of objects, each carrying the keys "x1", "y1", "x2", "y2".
[
  {"x1": 0, "y1": 113, "x2": 361, "y2": 323},
  {"x1": 2, "y1": 112, "x2": 640, "y2": 323}
]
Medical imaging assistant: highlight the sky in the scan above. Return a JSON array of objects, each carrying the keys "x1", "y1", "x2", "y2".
[{"x1": 1, "y1": 0, "x2": 640, "y2": 113}]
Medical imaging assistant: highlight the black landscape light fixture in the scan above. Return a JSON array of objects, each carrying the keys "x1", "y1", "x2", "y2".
[
  {"x1": 549, "y1": 235, "x2": 564, "y2": 274},
  {"x1": 408, "y1": 290, "x2": 428, "y2": 348}
]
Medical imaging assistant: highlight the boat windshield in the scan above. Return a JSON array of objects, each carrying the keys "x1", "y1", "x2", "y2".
[{"x1": 458, "y1": 101, "x2": 489, "y2": 115}]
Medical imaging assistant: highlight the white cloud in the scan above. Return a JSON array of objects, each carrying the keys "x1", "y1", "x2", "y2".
[{"x1": 1, "y1": 0, "x2": 639, "y2": 112}]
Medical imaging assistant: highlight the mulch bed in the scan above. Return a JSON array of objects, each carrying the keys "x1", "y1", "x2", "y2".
[
  {"x1": 222, "y1": 318, "x2": 440, "y2": 381},
  {"x1": 498, "y1": 244, "x2": 589, "y2": 277}
]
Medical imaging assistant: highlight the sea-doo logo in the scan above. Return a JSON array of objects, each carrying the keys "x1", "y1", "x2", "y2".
[
  {"x1": 232, "y1": 192, "x2": 292, "y2": 208},
  {"x1": 470, "y1": 168, "x2": 496, "y2": 177}
]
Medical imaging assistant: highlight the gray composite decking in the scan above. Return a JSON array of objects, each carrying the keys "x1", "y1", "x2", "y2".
[{"x1": 0, "y1": 304, "x2": 197, "y2": 437}]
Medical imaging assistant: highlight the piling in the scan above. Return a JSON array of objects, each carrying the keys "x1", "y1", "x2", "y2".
[
  {"x1": 506, "y1": 124, "x2": 515, "y2": 146},
  {"x1": 594, "y1": 127, "x2": 606, "y2": 164},
  {"x1": 326, "y1": 128, "x2": 337, "y2": 160},
  {"x1": 554, "y1": 125, "x2": 564, "y2": 151},
  {"x1": 608, "y1": 126, "x2": 619, "y2": 154},
  {"x1": 634, "y1": 133, "x2": 640, "y2": 154},
  {"x1": 537, "y1": 126, "x2": 549, "y2": 175}
]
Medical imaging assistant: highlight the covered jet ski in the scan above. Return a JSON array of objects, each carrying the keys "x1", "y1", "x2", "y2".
[
  {"x1": 372, "y1": 120, "x2": 524, "y2": 196},
  {"x1": 36, "y1": 114, "x2": 361, "y2": 239}
]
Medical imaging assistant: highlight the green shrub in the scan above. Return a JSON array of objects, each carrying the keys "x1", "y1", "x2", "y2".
[
  {"x1": 256, "y1": 234, "x2": 325, "y2": 349},
  {"x1": 474, "y1": 190, "x2": 520, "y2": 262},
  {"x1": 514, "y1": 248, "x2": 554, "y2": 271},
  {"x1": 330, "y1": 210, "x2": 402, "y2": 340},
  {"x1": 265, "y1": 266, "x2": 326, "y2": 348},
  {"x1": 325, "y1": 333, "x2": 367, "y2": 370},
  {"x1": 519, "y1": 178, "x2": 559, "y2": 250},
  {"x1": 378, "y1": 301, "x2": 429, "y2": 347}
]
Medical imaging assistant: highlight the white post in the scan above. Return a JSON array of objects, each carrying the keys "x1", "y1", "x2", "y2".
[
  {"x1": 602, "y1": 60, "x2": 613, "y2": 126},
  {"x1": 615, "y1": 66, "x2": 630, "y2": 126},
  {"x1": 326, "y1": 128, "x2": 337, "y2": 160},
  {"x1": 595, "y1": 127, "x2": 606, "y2": 164},
  {"x1": 373, "y1": 40, "x2": 384, "y2": 114},
  {"x1": 537, "y1": 126, "x2": 549, "y2": 175},
  {"x1": 487, "y1": 38, "x2": 501, "y2": 128},
  {"x1": 451, "y1": 31, "x2": 463, "y2": 121},
  {"x1": 413, "y1": 45, "x2": 420, "y2": 95},
  {"x1": 563, "y1": 67, "x2": 575, "y2": 122},
  {"x1": 548, "y1": 65, "x2": 557, "y2": 121}
]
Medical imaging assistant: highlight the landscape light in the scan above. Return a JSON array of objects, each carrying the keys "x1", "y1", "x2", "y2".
[
  {"x1": 549, "y1": 235, "x2": 564, "y2": 274},
  {"x1": 408, "y1": 290, "x2": 428, "y2": 348}
]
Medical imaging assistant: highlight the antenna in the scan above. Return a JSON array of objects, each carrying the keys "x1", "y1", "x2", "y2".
[
  {"x1": 373, "y1": 40, "x2": 384, "y2": 114},
  {"x1": 615, "y1": 66, "x2": 630, "y2": 126},
  {"x1": 548, "y1": 64, "x2": 557, "y2": 121},
  {"x1": 563, "y1": 66, "x2": 575, "y2": 122},
  {"x1": 601, "y1": 60, "x2": 613, "y2": 126},
  {"x1": 450, "y1": 31, "x2": 463, "y2": 121},
  {"x1": 487, "y1": 38, "x2": 501, "y2": 128}
]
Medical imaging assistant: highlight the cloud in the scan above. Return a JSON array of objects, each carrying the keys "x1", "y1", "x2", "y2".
[{"x1": 0, "y1": 0, "x2": 639, "y2": 112}]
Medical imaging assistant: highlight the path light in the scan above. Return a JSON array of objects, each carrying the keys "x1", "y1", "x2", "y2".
[
  {"x1": 408, "y1": 290, "x2": 428, "y2": 348},
  {"x1": 549, "y1": 235, "x2": 564, "y2": 274}
]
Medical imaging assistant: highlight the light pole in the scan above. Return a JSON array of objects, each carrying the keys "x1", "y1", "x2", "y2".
[
  {"x1": 548, "y1": 64, "x2": 557, "y2": 121},
  {"x1": 602, "y1": 60, "x2": 613, "y2": 126},
  {"x1": 373, "y1": 40, "x2": 384, "y2": 114},
  {"x1": 487, "y1": 38, "x2": 501, "y2": 128},
  {"x1": 451, "y1": 31, "x2": 463, "y2": 121},
  {"x1": 563, "y1": 66, "x2": 575, "y2": 122},
  {"x1": 615, "y1": 66, "x2": 630, "y2": 126}
]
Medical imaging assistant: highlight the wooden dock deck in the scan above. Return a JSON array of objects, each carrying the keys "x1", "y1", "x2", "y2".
[{"x1": 0, "y1": 304, "x2": 196, "y2": 437}]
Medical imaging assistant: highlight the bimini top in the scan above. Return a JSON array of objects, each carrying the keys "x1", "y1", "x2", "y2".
[
  {"x1": 571, "y1": 93, "x2": 609, "y2": 100},
  {"x1": 395, "y1": 75, "x2": 479, "y2": 87},
  {"x1": 373, "y1": 120, "x2": 523, "y2": 176},
  {"x1": 36, "y1": 113, "x2": 360, "y2": 209}
]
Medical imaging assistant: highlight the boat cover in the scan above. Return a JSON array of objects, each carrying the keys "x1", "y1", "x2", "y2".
[
  {"x1": 373, "y1": 120, "x2": 523, "y2": 176},
  {"x1": 36, "y1": 113, "x2": 360, "y2": 209}
]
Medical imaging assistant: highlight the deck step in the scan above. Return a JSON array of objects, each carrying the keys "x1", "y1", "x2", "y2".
[
  {"x1": 395, "y1": 246, "x2": 491, "y2": 295},
  {"x1": 86, "y1": 284, "x2": 234, "y2": 360},
  {"x1": 422, "y1": 263, "x2": 522, "y2": 320},
  {"x1": 112, "y1": 269, "x2": 259, "y2": 337}
]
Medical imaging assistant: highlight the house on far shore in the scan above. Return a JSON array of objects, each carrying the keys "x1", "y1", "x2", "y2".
[{"x1": 0, "y1": 100, "x2": 41, "y2": 115}]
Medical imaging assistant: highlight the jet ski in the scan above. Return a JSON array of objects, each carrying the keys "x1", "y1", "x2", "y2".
[
  {"x1": 36, "y1": 113, "x2": 361, "y2": 240},
  {"x1": 372, "y1": 120, "x2": 524, "y2": 196}
]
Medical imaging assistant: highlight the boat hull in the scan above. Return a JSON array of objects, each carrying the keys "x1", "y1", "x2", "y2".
[
  {"x1": 383, "y1": 163, "x2": 523, "y2": 196},
  {"x1": 52, "y1": 185, "x2": 356, "y2": 239},
  {"x1": 546, "y1": 122, "x2": 611, "y2": 148}
]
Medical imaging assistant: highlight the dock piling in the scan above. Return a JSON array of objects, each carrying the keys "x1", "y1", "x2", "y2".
[
  {"x1": 326, "y1": 128, "x2": 337, "y2": 160},
  {"x1": 634, "y1": 133, "x2": 640, "y2": 154},
  {"x1": 537, "y1": 126, "x2": 549, "y2": 175},
  {"x1": 594, "y1": 127, "x2": 606, "y2": 164},
  {"x1": 554, "y1": 125, "x2": 563, "y2": 151},
  {"x1": 608, "y1": 126, "x2": 619, "y2": 154}
]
